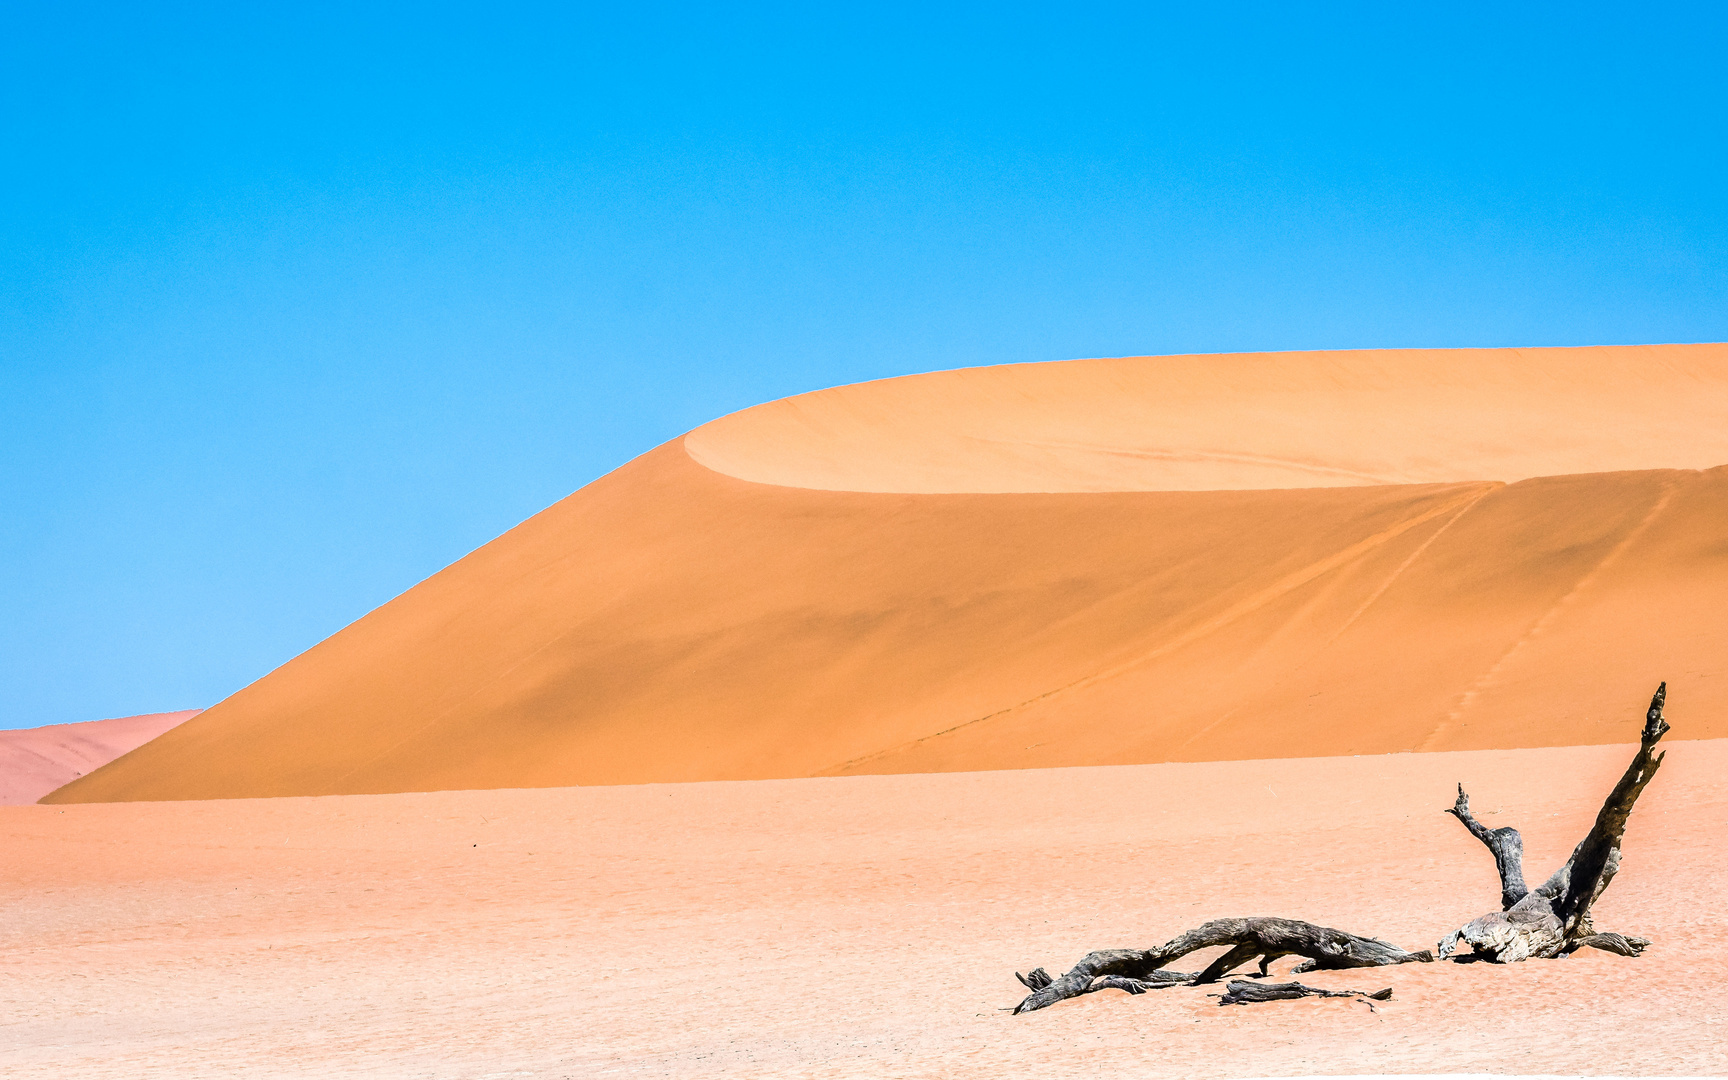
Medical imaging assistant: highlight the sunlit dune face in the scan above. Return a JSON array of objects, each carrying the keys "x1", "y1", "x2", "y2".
[{"x1": 685, "y1": 345, "x2": 1728, "y2": 492}]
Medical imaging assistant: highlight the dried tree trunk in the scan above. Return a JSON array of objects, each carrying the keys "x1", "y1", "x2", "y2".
[
  {"x1": 1012, "y1": 918, "x2": 1431, "y2": 1013},
  {"x1": 1437, "y1": 683, "x2": 1670, "y2": 962}
]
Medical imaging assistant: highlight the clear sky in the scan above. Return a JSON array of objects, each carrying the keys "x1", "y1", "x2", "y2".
[{"x1": 3, "y1": 2, "x2": 1725, "y2": 729}]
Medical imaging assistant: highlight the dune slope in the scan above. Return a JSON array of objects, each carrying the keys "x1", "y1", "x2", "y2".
[{"x1": 46, "y1": 345, "x2": 1728, "y2": 802}]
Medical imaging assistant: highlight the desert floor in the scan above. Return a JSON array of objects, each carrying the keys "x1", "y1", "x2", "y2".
[{"x1": 5, "y1": 739, "x2": 1723, "y2": 1078}]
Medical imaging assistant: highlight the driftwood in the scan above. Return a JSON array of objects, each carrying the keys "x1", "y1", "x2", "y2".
[
  {"x1": 1012, "y1": 917, "x2": 1431, "y2": 1013},
  {"x1": 1010, "y1": 684, "x2": 1673, "y2": 1013},
  {"x1": 1438, "y1": 682, "x2": 1669, "y2": 962},
  {"x1": 1213, "y1": 979, "x2": 1393, "y2": 1009}
]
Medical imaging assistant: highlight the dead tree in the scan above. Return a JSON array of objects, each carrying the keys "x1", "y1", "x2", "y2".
[
  {"x1": 1010, "y1": 684, "x2": 1673, "y2": 1013},
  {"x1": 1437, "y1": 682, "x2": 1670, "y2": 962}
]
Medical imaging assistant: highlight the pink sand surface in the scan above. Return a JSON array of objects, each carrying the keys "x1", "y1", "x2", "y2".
[
  {"x1": 4, "y1": 740, "x2": 1722, "y2": 1077},
  {"x1": 0, "y1": 711, "x2": 199, "y2": 805}
]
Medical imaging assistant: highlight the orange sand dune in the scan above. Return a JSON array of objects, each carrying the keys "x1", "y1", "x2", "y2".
[
  {"x1": 46, "y1": 344, "x2": 1728, "y2": 803},
  {"x1": 0, "y1": 711, "x2": 198, "y2": 805},
  {"x1": 6, "y1": 742, "x2": 1726, "y2": 1076}
]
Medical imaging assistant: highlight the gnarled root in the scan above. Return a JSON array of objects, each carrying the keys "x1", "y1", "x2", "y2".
[
  {"x1": 1437, "y1": 912, "x2": 1653, "y2": 962},
  {"x1": 1437, "y1": 908, "x2": 1565, "y2": 963}
]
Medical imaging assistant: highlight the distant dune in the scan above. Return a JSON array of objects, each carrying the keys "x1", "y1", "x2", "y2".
[
  {"x1": 45, "y1": 344, "x2": 1728, "y2": 803},
  {"x1": 2, "y1": 712, "x2": 200, "y2": 805}
]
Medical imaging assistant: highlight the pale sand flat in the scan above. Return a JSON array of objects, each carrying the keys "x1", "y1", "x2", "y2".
[{"x1": 6, "y1": 741, "x2": 1723, "y2": 1077}]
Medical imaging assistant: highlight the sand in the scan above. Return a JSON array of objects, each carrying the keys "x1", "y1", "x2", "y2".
[
  {"x1": 46, "y1": 346, "x2": 1728, "y2": 801},
  {"x1": 0, "y1": 711, "x2": 199, "y2": 806},
  {"x1": 6, "y1": 741, "x2": 1724, "y2": 1077}
]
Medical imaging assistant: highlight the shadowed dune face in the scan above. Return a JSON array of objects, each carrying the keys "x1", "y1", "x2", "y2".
[{"x1": 46, "y1": 345, "x2": 1728, "y2": 802}]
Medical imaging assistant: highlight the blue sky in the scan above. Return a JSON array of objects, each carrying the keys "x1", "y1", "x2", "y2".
[{"x1": 3, "y1": 2, "x2": 1725, "y2": 728}]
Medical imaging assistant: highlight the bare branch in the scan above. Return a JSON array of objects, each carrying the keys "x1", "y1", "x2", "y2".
[
  {"x1": 1013, "y1": 918, "x2": 1430, "y2": 1013},
  {"x1": 1549, "y1": 681, "x2": 1670, "y2": 936},
  {"x1": 1446, "y1": 783, "x2": 1529, "y2": 909},
  {"x1": 1212, "y1": 980, "x2": 1393, "y2": 1009},
  {"x1": 1011, "y1": 950, "x2": 1191, "y2": 1013}
]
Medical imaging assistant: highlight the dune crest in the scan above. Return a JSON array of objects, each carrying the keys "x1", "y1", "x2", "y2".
[
  {"x1": 686, "y1": 345, "x2": 1728, "y2": 492},
  {"x1": 44, "y1": 345, "x2": 1728, "y2": 802}
]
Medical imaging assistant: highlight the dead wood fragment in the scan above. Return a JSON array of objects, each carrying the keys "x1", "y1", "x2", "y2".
[
  {"x1": 1012, "y1": 918, "x2": 1430, "y2": 1013},
  {"x1": 1011, "y1": 952, "x2": 1193, "y2": 1013},
  {"x1": 1563, "y1": 932, "x2": 1651, "y2": 957},
  {"x1": 1212, "y1": 979, "x2": 1392, "y2": 1009}
]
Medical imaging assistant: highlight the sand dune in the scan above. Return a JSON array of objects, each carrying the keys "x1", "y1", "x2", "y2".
[
  {"x1": 46, "y1": 344, "x2": 1728, "y2": 803},
  {"x1": 7, "y1": 742, "x2": 1725, "y2": 1077},
  {"x1": 0, "y1": 711, "x2": 199, "y2": 805}
]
